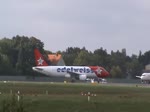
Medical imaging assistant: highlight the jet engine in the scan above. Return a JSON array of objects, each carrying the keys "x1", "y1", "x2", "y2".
[
  {"x1": 65, "y1": 74, "x2": 71, "y2": 78},
  {"x1": 79, "y1": 74, "x2": 87, "y2": 80}
]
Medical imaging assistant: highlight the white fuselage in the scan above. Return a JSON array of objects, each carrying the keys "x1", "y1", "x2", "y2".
[
  {"x1": 137, "y1": 73, "x2": 150, "y2": 84},
  {"x1": 32, "y1": 66, "x2": 97, "y2": 78},
  {"x1": 141, "y1": 73, "x2": 150, "y2": 80}
]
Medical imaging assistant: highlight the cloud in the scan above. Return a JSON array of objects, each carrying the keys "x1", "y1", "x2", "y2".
[{"x1": 0, "y1": 0, "x2": 150, "y2": 55}]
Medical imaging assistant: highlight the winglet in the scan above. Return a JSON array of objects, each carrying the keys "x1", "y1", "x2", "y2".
[{"x1": 34, "y1": 48, "x2": 48, "y2": 66}]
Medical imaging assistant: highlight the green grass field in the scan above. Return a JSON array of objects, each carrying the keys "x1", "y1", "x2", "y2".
[{"x1": 0, "y1": 81, "x2": 150, "y2": 112}]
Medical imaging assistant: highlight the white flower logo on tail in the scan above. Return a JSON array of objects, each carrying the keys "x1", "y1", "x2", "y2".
[{"x1": 37, "y1": 57, "x2": 44, "y2": 65}]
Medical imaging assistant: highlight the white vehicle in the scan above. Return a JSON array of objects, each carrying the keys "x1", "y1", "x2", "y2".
[
  {"x1": 136, "y1": 73, "x2": 150, "y2": 84},
  {"x1": 32, "y1": 48, "x2": 109, "y2": 81}
]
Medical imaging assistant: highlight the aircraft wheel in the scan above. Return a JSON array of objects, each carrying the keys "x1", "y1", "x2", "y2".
[{"x1": 71, "y1": 78, "x2": 75, "y2": 83}]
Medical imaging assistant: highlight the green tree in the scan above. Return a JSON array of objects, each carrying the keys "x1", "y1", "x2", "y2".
[
  {"x1": 93, "y1": 47, "x2": 109, "y2": 67},
  {"x1": 110, "y1": 66, "x2": 123, "y2": 78},
  {"x1": 63, "y1": 47, "x2": 81, "y2": 65},
  {"x1": 0, "y1": 36, "x2": 44, "y2": 76},
  {"x1": 73, "y1": 50, "x2": 91, "y2": 65},
  {"x1": 127, "y1": 55, "x2": 143, "y2": 78},
  {"x1": 138, "y1": 50, "x2": 150, "y2": 66}
]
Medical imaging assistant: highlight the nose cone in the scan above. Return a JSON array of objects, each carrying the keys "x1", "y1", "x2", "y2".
[
  {"x1": 100, "y1": 70, "x2": 109, "y2": 78},
  {"x1": 105, "y1": 71, "x2": 110, "y2": 77}
]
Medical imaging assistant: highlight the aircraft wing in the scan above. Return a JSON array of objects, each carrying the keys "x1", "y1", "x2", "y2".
[
  {"x1": 67, "y1": 71, "x2": 87, "y2": 80},
  {"x1": 67, "y1": 71, "x2": 81, "y2": 78}
]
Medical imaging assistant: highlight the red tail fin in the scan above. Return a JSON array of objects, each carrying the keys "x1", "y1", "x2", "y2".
[{"x1": 34, "y1": 48, "x2": 48, "y2": 66}]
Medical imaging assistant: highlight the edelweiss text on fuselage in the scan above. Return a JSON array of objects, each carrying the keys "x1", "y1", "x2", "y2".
[{"x1": 57, "y1": 67, "x2": 94, "y2": 73}]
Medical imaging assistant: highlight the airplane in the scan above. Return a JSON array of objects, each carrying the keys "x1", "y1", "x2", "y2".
[
  {"x1": 136, "y1": 73, "x2": 150, "y2": 84},
  {"x1": 32, "y1": 48, "x2": 109, "y2": 82}
]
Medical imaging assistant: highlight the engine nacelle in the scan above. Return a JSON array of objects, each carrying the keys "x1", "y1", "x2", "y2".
[
  {"x1": 65, "y1": 74, "x2": 71, "y2": 78},
  {"x1": 79, "y1": 75, "x2": 87, "y2": 80}
]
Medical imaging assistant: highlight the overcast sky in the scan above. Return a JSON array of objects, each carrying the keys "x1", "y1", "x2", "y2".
[{"x1": 0, "y1": 0, "x2": 150, "y2": 55}]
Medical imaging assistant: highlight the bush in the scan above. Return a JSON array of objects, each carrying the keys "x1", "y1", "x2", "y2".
[{"x1": 1, "y1": 94, "x2": 24, "y2": 112}]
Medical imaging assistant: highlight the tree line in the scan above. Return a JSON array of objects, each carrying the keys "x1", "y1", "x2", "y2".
[{"x1": 0, "y1": 35, "x2": 150, "y2": 78}]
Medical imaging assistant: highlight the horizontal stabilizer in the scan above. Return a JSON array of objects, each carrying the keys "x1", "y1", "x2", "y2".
[{"x1": 32, "y1": 67, "x2": 43, "y2": 71}]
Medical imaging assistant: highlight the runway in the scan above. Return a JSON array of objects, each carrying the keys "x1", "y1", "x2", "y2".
[{"x1": 0, "y1": 75, "x2": 149, "y2": 89}]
